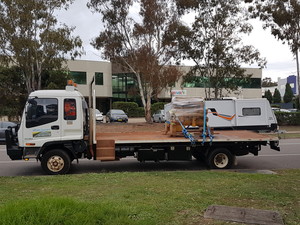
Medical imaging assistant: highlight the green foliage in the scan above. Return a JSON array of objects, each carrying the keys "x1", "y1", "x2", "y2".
[
  {"x1": 283, "y1": 83, "x2": 294, "y2": 103},
  {"x1": 42, "y1": 70, "x2": 71, "y2": 90},
  {"x1": 295, "y1": 95, "x2": 300, "y2": 109},
  {"x1": 0, "y1": 0, "x2": 83, "y2": 93},
  {"x1": 112, "y1": 102, "x2": 144, "y2": 117},
  {"x1": 264, "y1": 89, "x2": 273, "y2": 104},
  {"x1": 0, "y1": 197, "x2": 137, "y2": 225},
  {"x1": 112, "y1": 101, "x2": 168, "y2": 117},
  {"x1": 0, "y1": 66, "x2": 26, "y2": 119},
  {"x1": 261, "y1": 77, "x2": 277, "y2": 87},
  {"x1": 0, "y1": 171, "x2": 299, "y2": 224},
  {"x1": 275, "y1": 111, "x2": 300, "y2": 126},
  {"x1": 151, "y1": 102, "x2": 166, "y2": 114},
  {"x1": 177, "y1": 0, "x2": 266, "y2": 98},
  {"x1": 247, "y1": 0, "x2": 300, "y2": 108},
  {"x1": 273, "y1": 88, "x2": 282, "y2": 103}
]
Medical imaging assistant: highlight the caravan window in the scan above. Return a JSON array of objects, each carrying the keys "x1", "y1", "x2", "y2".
[{"x1": 242, "y1": 107, "x2": 261, "y2": 116}]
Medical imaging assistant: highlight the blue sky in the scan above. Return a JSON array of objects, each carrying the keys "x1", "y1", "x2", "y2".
[{"x1": 56, "y1": 1, "x2": 297, "y2": 82}]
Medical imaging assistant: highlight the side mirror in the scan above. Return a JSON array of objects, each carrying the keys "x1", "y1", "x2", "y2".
[{"x1": 28, "y1": 98, "x2": 37, "y2": 105}]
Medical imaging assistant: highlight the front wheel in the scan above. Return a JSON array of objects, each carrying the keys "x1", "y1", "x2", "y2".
[
  {"x1": 41, "y1": 149, "x2": 71, "y2": 175},
  {"x1": 207, "y1": 148, "x2": 234, "y2": 169}
]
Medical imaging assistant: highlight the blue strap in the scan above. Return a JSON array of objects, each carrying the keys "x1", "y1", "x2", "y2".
[{"x1": 176, "y1": 117, "x2": 196, "y2": 146}]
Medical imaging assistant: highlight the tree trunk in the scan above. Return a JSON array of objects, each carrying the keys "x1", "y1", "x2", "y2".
[
  {"x1": 296, "y1": 50, "x2": 300, "y2": 109},
  {"x1": 36, "y1": 61, "x2": 42, "y2": 90},
  {"x1": 145, "y1": 92, "x2": 152, "y2": 123}
]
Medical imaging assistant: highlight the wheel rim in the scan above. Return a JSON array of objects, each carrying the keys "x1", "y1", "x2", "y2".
[
  {"x1": 47, "y1": 155, "x2": 65, "y2": 172},
  {"x1": 213, "y1": 153, "x2": 229, "y2": 168}
]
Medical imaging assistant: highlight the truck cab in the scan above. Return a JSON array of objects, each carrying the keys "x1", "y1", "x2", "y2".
[{"x1": 6, "y1": 85, "x2": 90, "y2": 173}]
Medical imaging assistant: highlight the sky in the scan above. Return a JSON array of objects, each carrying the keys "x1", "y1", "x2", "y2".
[{"x1": 56, "y1": 1, "x2": 297, "y2": 82}]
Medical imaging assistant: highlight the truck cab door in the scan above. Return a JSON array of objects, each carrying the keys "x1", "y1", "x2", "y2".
[
  {"x1": 61, "y1": 98, "x2": 84, "y2": 141},
  {"x1": 22, "y1": 97, "x2": 61, "y2": 147}
]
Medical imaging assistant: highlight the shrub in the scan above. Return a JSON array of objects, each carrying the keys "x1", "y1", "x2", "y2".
[
  {"x1": 151, "y1": 102, "x2": 167, "y2": 114},
  {"x1": 275, "y1": 111, "x2": 300, "y2": 126},
  {"x1": 111, "y1": 101, "x2": 169, "y2": 117},
  {"x1": 273, "y1": 88, "x2": 282, "y2": 103},
  {"x1": 112, "y1": 102, "x2": 139, "y2": 117}
]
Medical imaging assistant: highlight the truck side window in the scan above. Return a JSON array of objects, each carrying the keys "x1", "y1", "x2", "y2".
[
  {"x1": 26, "y1": 98, "x2": 58, "y2": 128},
  {"x1": 64, "y1": 99, "x2": 76, "y2": 120},
  {"x1": 242, "y1": 107, "x2": 261, "y2": 116}
]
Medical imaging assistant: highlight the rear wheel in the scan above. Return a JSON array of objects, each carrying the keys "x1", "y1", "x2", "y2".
[
  {"x1": 207, "y1": 148, "x2": 234, "y2": 169},
  {"x1": 41, "y1": 149, "x2": 71, "y2": 175}
]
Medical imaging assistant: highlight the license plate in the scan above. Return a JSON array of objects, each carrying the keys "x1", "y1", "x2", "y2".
[{"x1": 118, "y1": 119, "x2": 123, "y2": 122}]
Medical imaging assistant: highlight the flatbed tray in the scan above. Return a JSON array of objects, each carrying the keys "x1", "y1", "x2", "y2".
[{"x1": 96, "y1": 130, "x2": 278, "y2": 144}]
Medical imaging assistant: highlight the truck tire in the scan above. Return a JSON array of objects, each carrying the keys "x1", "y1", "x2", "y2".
[
  {"x1": 41, "y1": 149, "x2": 71, "y2": 175},
  {"x1": 207, "y1": 148, "x2": 234, "y2": 169}
]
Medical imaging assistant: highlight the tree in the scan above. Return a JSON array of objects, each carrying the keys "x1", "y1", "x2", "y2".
[
  {"x1": 262, "y1": 77, "x2": 277, "y2": 87},
  {"x1": 273, "y1": 88, "x2": 282, "y2": 103},
  {"x1": 0, "y1": 66, "x2": 27, "y2": 119},
  {"x1": 176, "y1": 0, "x2": 266, "y2": 98},
  {"x1": 246, "y1": 0, "x2": 300, "y2": 109},
  {"x1": 88, "y1": 0, "x2": 183, "y2": 122},
  {"x1": 42, "y1": 70, "x2": 71, "y2": 90},
  {"x1": 0, "y1": 66, "x2": 71, "y2": 119},
  {"x1": 295, "y1": 95, "x2": 300, "y2": 109},
  {"x1": 0, "y1": 0, "x2": 83, "y2": 94},
  {"x1": 264, "y1": 89, "x2": 273, "y2": 103},
  {"x1": 283, "y1": 83, "x2": 294, "y2": 103}
]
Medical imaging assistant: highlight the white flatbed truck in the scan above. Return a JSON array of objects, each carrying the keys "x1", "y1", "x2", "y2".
[{"x1": 5, "y1": 84, "x2": 280, "y2": 175}]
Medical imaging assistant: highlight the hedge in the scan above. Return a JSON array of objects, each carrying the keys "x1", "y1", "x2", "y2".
[
  {"x1": 111, "y1": 101, "x2": 168, "y2": 117},
  {"x1": 275, "y1": 112, "x2": 300, "y2": 126},
  {"x1": 151, "y1": 102, "x2": 167, "y2": 114}
]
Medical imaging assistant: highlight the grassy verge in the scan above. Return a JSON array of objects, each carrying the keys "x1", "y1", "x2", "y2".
[
  {"x1": 0, "y1": 170, "x2": 299, "y2": 225},
  {"x1": 277, "y1": 133, "x2": 300, "y2": 139}
]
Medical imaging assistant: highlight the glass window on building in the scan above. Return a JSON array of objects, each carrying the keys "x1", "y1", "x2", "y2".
[
  {"x1": 112, "y1": 73, "x2": 140, "y2": 103},
  {"x1": 183, "y1": 76, "x2": 261, "y2": 89},
  {"x1": 70, "y1": 71, "x2": 87, "y2": 84},
  {"x1": 95, "y1": 72, "x2": 103, "y2": 85}
]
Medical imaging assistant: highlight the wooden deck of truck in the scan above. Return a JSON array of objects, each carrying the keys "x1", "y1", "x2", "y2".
[{"x1": 96, "y1": 130, "x2": 279, "y2": 144}]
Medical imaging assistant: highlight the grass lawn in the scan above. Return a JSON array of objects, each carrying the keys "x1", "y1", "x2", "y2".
[{"x1": 0, "y1": 170, "x2": 299, "y2": 225}]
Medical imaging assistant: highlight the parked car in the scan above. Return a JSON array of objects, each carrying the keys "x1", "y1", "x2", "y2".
[
  {"x1": 0, "y1": 121, "x2": 17, "y2": 142},
  {"x1": 152, "y1": 110, "x2": 165, "y2": 123},
  {"x1": 106, "y1": 109, "x2": 128, "y2": 123},
  {"x1": 279, "y1": 109, "x2": 292, "y2": 112},
  {"x1": 95, "y1": 109, "x2": 104, "y2": 122}
]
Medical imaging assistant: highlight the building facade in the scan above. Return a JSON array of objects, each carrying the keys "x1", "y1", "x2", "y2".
[
  {"x1": 67, "y1": 60, "x2": 263, "y2": 113},
  {"x1": 277, "y1": 75, "x2": 299, "y2": 97}
]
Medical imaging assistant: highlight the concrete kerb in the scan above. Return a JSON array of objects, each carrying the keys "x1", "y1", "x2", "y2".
[{"x1": 128, "y1": 117, "x2": 147, "y2": 123}]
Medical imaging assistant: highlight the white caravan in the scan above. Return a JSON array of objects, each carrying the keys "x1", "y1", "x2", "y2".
[{"x1": 205, "y1": 98, "x2": 278, "y2": 131}]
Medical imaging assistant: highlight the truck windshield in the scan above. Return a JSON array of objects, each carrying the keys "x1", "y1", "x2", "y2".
[{"x1": 26, "y1": 98, "x2": 58, "y2": 128}]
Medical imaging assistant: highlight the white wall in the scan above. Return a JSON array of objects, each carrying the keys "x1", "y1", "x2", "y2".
[{"x1": 66, "y1": 60, "x2": 112, "y2": 98}]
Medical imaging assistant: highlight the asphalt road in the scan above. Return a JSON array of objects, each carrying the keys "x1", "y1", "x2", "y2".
[{"x1": 0, "y1": 139, "x2": 299, "y2": 176}]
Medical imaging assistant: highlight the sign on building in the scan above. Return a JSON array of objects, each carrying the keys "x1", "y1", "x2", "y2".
[{"x1": 171, "y1": 90, "x2": 187, "y2": 96}]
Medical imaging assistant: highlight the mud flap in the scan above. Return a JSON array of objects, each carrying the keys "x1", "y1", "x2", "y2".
[
  {"x1": 5, "y1": 129, "x2": 23, "y2": 160},
  {"x1": 270, "y1": 141, "x2": 280, "y2": 151}
]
